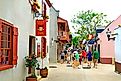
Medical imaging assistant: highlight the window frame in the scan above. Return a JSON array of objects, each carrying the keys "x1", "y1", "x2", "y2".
[{"x1": 0, "y1": 19, "x2": 18, "y2": 71}]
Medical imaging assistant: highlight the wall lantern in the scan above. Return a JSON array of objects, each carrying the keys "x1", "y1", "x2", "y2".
[
  {"x1": 106, "y1": 28, "x2": 118, "y2": 41},
  {"x1": 51, "y1": 37, "x2": 59, "y2": 45},
  {"x1": 54, "y1": 40, "x2": 59, "y2": 43},
  {"x1": 57, "y1": 35, "x2": 61, "y2": 39},
  {"x1": 34, "y1": 11, "x2": 41, "y2": 17}
]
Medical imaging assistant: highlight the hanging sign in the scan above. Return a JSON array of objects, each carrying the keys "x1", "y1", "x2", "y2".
[{"x1": 36, "y1": 19, "x2": 46, "y2": 36}]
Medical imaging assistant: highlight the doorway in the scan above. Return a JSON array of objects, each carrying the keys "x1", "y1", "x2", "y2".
[{"x1": 29, "y1": 36, "x2": 36, "y2": 56}]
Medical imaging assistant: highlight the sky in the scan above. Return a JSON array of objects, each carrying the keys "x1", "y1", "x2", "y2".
[{"x1": 51, "y1": 0, "x2": 121, "y2": 32}]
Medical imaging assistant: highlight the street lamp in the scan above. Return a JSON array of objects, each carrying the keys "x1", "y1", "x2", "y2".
[
  {"x1": 106, "y1": 28, "x2": 118, "y2": 41},
  {"x1": 106, "y1": 28, "x2": 111, "y2": 41},
  {"x1": 34, "y1": 11, "x2": 42, "y2": 18}
]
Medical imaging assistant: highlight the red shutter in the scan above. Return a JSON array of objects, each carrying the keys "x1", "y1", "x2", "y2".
[
  {"x1": 41, "y1": 37, "x2": 46, "y2": 59},
  {"x1": 0, "y1": 20, "x2": 2, "y2": 63},
  {"x1": 37, "y1": 42, "x2": 40, "y2": 57},
  {"x1": 13, "y1": 27, "x2": 18, "y2": 65},
  {"x1": 43, "y1": 3, "x2": 46, "y2": 19}
]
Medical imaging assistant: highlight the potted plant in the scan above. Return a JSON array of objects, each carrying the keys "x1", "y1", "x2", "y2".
[
  {"x1": 40, "y1": 66, "x2": 48, "y2": 78},
  {"x1": 40, "y1": 58, "x2": 48, "y2": 78},
  {"x1": 36, "y1": 63, "x2": 40, "y2": 76},
  {"x1": 39, "y1": 47, "x2": 48, "y2": 78},
  {"x1": 24, "y1": 54, "x2": 38, "y2": 81}
]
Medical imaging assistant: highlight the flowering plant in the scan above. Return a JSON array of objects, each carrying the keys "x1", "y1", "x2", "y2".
[
  {"x1": 24, "y1": 54, "x2": 39, "y2": 77},
  {"x1": 24, "y1": 54, "x2": 38, "y2": 68}
]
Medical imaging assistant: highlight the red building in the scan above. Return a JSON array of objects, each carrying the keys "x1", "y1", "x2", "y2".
[{"x1": 57, "y1": 17, "x2": 70, "y2": 61}]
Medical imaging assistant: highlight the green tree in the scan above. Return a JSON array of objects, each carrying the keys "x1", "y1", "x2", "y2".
[
  {"x1": 71, "y1": 10, "x2": 110, "y2": 40},
  {"x1": 72, "y1": 36, "x2": 81, "y2": 47}
]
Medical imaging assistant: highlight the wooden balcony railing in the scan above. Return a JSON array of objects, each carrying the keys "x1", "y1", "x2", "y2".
[{"x1": 58, "y1": 31, "x2": 69, "y2": 41}]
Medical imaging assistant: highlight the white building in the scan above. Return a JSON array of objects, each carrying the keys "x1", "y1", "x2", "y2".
[
  {"x1": 49, "y1": 6, "x2": 59, "y2": 63},
  {"x1": 114, "y1": 26, "x2": 121, "y2": 74}
]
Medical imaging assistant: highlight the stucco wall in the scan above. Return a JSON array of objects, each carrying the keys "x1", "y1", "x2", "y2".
[
  {"x1": 100, "y1": 15, "x2": 121, "y2": 59},
  {"x1": 49, "y1": 6, "x2": 59, "y2": 63},
  {"x1": 100, "y1": 33, "x2": 114, "y2": 58},
  {"x1": 0, "y1": 0, "x2": 34, "y2": 81},
  {"x1": 35, "y1": 0, "x2": 50, "y2": 68},
  {"x1": 36, "y1": 37, "x2": 49, "y2": 69},
  {"x1": 115, "y1": 27, "x2": 121, "y2": 63}
]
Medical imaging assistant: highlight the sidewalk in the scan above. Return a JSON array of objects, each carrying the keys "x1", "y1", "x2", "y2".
[{"x1": 39, "y1": 63, "x2": 121, "y2": 81}]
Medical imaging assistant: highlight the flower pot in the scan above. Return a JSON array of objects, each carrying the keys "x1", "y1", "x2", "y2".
[
  {"x1": 40, "y1": 68, "x2": 48, "y2": 78},
  {"x1": 26, "y1": 77, "x2": 37, "y2": 81}
]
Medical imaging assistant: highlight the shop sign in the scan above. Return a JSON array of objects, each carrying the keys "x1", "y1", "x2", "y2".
[{"x1": 36, "y1": 19, "x2": 46, "y2": 36}]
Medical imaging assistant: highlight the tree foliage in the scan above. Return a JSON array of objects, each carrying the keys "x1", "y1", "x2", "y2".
[
  {"x1": 71, "y1": 10, "x2": 111, "y2": 40},
  {"x1": 72, "y1": 36, "x2": 80, "y2": 47}
]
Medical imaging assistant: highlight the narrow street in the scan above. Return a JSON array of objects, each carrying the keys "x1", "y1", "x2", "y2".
[
  {"x1": 40, "y1": 63, "x2": 121, "y2": 81},
  {"x1": 1, "y1": 1, "x2": 121, "y2": 81}
]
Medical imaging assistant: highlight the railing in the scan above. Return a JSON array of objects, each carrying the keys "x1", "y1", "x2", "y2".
[{"x1": 58, "y1": 31, "x2": 69, "y2": 41}]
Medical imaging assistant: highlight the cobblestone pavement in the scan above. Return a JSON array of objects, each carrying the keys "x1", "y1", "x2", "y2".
[{"x1": 40, "y1": 63, "x2": 121, "y2": 81}]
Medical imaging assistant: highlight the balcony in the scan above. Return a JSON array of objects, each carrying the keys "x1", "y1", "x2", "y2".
[
  {"x1": 58, "y1": 32, "x2": 69, "y2": 42},
  {"x1": 60, "y1": 35, "x2": 67, "y2": 40}
]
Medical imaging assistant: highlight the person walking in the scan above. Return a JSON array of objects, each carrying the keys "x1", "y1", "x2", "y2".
[
  {"x1": 67, "y1": 52, "x2": 70, "y2": 64},
  {"x1": 79, "y1": 54, "x2": 82, "y2": 65},
  {"x1": 92, "y1": 49, "x2": 99, "y2": 68},
  {"x1": 72, "y1": 51, "x2": 80, "y2": 69},
  {"x1": 82, "y1": 49, "x2": 87, "y2": 63},
  {"x1": 87, "y1": 50, "x2": 92, "y2": 67},
  {"x1": 75, "y1": 51, "x2": 80, "y2": 61},
  {"x1": 60, "y1": 51, "x2": 65, "y2": 64},
  {"x1": 64, "y1": 50, "x2": 67, "y2": 62}
]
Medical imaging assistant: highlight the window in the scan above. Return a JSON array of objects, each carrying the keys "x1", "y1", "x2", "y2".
[
  {"x1": 58, "y1": 31, "x2": 62, "y2": 36},
  {"x1": 60, "y1": 23, "x2": 65, "y2": 31},
  {"x1": 0, "y1": 19, "x2": 18, "y2": 71}
]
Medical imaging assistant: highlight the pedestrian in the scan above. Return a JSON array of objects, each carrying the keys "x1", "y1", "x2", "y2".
[
  {"x1": 67, "y1": 49, "x2": 71, "y2": 64},
  {"x1": 92, "y1": 49, "x2": 99, "y2": 68},
  {"x1": 72, "y1": 51, "x2": 77, "y2": 61},
  {"x1": 60, "y1": 51, "x2": 65, "y2": 64},
  {"x1": 66, "y1": 54, "x2": 70, "y2": 64},
  {"x1": 64, "y1": 50, "x2": 67, "y2": 62},
  {"x1": 87, "y1": 50, "x2": 92, "y2": 67},
  {"x1": 79, "y1": 54, "x2": 82, "y2": 65},
  {"x1": 82, "y1": 49, "x2": 87, "y2": 63},
  {"x1": 74, "y1": 51, "x2": 80, "y2": 61}
]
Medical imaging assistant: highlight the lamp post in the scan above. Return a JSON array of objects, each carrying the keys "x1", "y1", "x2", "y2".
[
  {"x1": 106, "y1": 28, "x2": 111, "y2": 41},
  {"x1": 106, "y1": 28, "x2": 118, "y2": 41}
]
